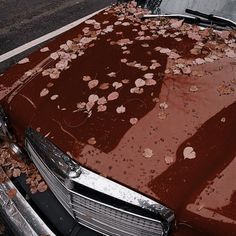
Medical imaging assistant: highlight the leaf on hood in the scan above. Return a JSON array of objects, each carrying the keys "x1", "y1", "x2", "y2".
[
  {"x1": 88, "y1": 80, "x2": 99, "y2": 89},
  {"x1": 97, "y1": 104, "x2": 107, "y2": 112},
  {"x1": 130, "y1": 117, "x2": 138, "y2": 125},
  {"x1": 143, "y1": 148, "x2": 153, "y2": 158},
  {"x1": 50, "y1": 52, "x2": 59, "y2": 60},
  {"x1": 183, "y1": 146, "x2": 196, "y2": 160},
  {"x1": 144, "y1": 73, "x2": 154, "y2": 79},
  {"x1": 135, "y1": 78, "x2": 146, "y2": 87},
  {"x1": 108, "y1": 91, "x2": 119, "y2": 101},
  {"x1": 116, "y1": 105, "x2": 126, "y2": 114},
  {"x1": 40, "y1": 47, "x2": 50, "y2": 52},
  {"x1": 88, "y1": 94, "x2": 99, "y2": 103},
  {"x1": 40, "y1": 88, "x2": 49, "y2": 97},
  {"x1": 112, "y1": 82, "x2": 123, "y2": 89},
  {"x1": 107, "y1": 72, "x2": 117, "y2": 77},
  {"x1": 18, "y1": 58, "x2": 30, "y2": 64},
  {"x1": 83, "y1": 75, "x2": 92, "y2": 81}
]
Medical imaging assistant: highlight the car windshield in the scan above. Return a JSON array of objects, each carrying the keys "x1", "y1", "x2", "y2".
[{"x1": 159, "y1": 0, "x2": 236, "y2": 22}]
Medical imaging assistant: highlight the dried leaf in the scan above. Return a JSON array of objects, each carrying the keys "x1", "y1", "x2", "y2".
[
  {"x1": 50, "y1": 52, "x2": 59, "y2": 60},
  {"x1": 112, "y1": 82, "x2": 123, "y2": 89},
  {"x1": 135, "y1": 78, "x2": 145, "y2": 87},
  {"x1": 13, "y1": 168, "x2": 21, "y2": 177},
  {"x1": 88, "y1": 137, "x2": 96, "y2": 145},
  {"x1": 116, "y1": 105, "x2": 126, "y2": 114},
  {"x1": 7, "y1": 188, "x2": 17, "y2": 199},
  {"x1": 97, "y1": 104, "x2": 107, "y2": 112},
  {"x1": 130, "y1": 117, "x2": 138, "y2": 125},
  {"x1": 40, "y1": 47, "x2": 50, "y2": 52},
  {"x1": 88, "y1": 80, "x2": 99, "y2": 89},
  {"x1": 88, "y1": 94, "x2": 99, "y2": 103},
  {"x1": 165, "y1": 156, "x2": 174, "y2": 164},
  {"x1": 18, "y1": 58, "x2": 30, "y2": 64},
  {"x1": 107, "y1": 72, "x2": 116, "y2": 77},
  {"x1": 170, "y1": 19, "x2": 184, "y2": 29},
  {"x1": 189, "y1": 85, "x2": 198, "y2": 92},
  {"x1": 195, "y1": 58, "x2": 205, "y2": 65},
  {"x1": 159, "y1": 102, "x2": 168, "y2": 109},
  {"x1": 108, "y1": 91, "x2": 119, "y2": 101},
  {"x1": 144, "y1": 73, "x2": 154, "y2": 79},
  {"x1": 143, "y1": 148, "x2": 153, "y2": 158},
  {"x1": 40, "y1": 88, "x2": 49, "y2": 97},
  {"x1": 145, "y1": 78, "x2": 157, "y2": 86},
  {"x1": 183, "y1": 146, "x2": 196, "y2": 160},
  {"x1": 83, "y1": 75, "x2": 92, "y2": 81}
]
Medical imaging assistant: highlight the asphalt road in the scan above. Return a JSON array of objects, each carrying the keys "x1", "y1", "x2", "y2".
[{"x1": 0, "y1": 0, "x2": 116, "y2": 72}]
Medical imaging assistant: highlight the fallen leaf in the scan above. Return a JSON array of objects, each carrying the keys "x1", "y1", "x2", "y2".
[
  {"x1": 143, "y1": 148, "x2": 153, "y2": 158},
  {"x1": 7, "y1": 188, "x2": 17, "y2": 199},
  {"x1": 144, "y1": 73, "x2": 154, "y2": 79},
  {"x1": 40, "y1": 88, "x2": 49, "y2": 97},
  {"x1": 182, "y1": 66, "x2": 192, "y2": 75},
  {"x1": 116, "y1": 105, "x2": 126, "y2": 114},
  {"x1": 130, "y1": 117, "x2": 138, "y2": 125},
  {"x1": 97, "y1": 104, "x2": 107, "y2": 112},
  {"x1": 165, "y1": 156, "x2": 174, "y2": 164},
  {"x1": 107, "y1": 72, "x2": 116, "y2": 77},
  {"x1": 189, "y1": 85, "x2": 199, "y2": 92},
  {"x1": 40, "y1": 47, "x2": 50, "y2": 52},
  {"x1": 13, "y1": 168, "x2": 21, "y2": 177},
  {"x1": 221, "y1": 117, "x2": 226, "y2": 123},
  {"x1": 159, "y1": 48, "x2": 171, "y2": 54},
  {"x1": 97, "y1": 97, "x2": 107, "y2": 105},
  {"x1": 108, "y1": 91, "x2": 119, "y2": 101},
  {"x1": 37, "y1": 181, "x2": 48, "y2": 192},
  {"x1": 88, "y1": 94, "x2": 99, "y2": 103},
  {"x1": 18, "y1": 58, "x2": 30, "y2": 64},
  {"x1": 183, "y1": 146, "x2": 196, "y2": 160},
  {"x1": 99, "y1": 83, "x2": 109, "y2": 90},
  {"x1": 135, "y1": 78, "x2": 146, "y2": 87},
  {"x1": 171, "y1": 19, "x2": 184, "y2": 29},
  {"x1": 88, "y1": 80, "x2": 99, "y2": 89},
  {"x1": 88, "y1": 137, "x2": 96, "y2": 145},
  {"x1": 159, "y1": 102, "x2": 168, "y2": 109},
  {"x1": 145, "y1": 78, "x2": 157, "y2": 86},
  {"x1": 83, "y1": 75, "x2": 92, "y2": 81},
  {"x1": 195, "y1": 58, "x2": 205, "y2": 65},
  {"x1": 112, "y1": 82, "x2": 123, "y2": 89},
  {"x1": 50, "y1": 52, "x2": 59, "y2": 60}
]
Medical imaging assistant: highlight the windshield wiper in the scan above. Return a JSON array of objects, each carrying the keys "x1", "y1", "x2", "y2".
[{"x1": 185, "y1": 8, "x2": 236, "y2": 29}]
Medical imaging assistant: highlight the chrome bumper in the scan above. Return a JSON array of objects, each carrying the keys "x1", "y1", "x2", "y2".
[
  {"x1": 0, "y1": 167, "x2": 55, "y2": 236},
  {"x1": 24, "y1": 127, "x2": 175, "y2": 236}
]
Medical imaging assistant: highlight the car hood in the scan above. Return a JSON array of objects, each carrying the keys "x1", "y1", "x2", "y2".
[{"x1": 0, "y1": 2, "x2": 236, "y2": 235}]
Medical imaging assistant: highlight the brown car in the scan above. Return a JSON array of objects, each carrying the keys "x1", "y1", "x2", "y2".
[{"x1": 0, "y1": 1, "x2": 235, "y2": 235}]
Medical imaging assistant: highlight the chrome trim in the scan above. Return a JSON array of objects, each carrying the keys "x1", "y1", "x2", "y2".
[
  {"x1": 25, "y1": 127, "x2": 175, "y2": 236},
  {"x1": 0, "y1": 167, "x2": 55, "y2": 236}
]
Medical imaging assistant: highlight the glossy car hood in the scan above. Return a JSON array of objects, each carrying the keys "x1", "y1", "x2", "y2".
[{"x1": 0, "y1": 3, "x2": 235, "y2": 235}]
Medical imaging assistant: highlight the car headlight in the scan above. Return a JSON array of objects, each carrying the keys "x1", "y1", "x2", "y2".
[{"x1": 25, "y1": 127, "x2": 175, "y2": 236}]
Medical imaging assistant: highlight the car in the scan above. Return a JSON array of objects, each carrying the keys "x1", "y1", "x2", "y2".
[{"x1": 0, "y1": 0, "x2": 235, "y2": 235}]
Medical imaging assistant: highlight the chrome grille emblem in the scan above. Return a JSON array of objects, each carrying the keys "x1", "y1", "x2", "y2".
[{"x1": 25, "y1": 127, "x2": 175, "y2": 236}]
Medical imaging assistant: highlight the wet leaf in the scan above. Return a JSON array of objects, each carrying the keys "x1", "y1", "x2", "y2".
[
  {"x1": 144, "y1": 73, "x2": 154, "y2": 79},
  {"x1": 18, "y1": 58, "x2": 30, "y2": 64},
  {"x1": 165, "y1": 156, "x2": 174, "y2": 164},
  {"x1": 183, "y1": 146, "x2": 196, "y2": 160},
  {"x1": 40, "y1": 88, "x2": 49, "y2": 97},
  {"x1": 88, "y1": 94, "x2": 99, "y2": 103},
  {"x1": 143, "y1": 148, "x2": 153, "y2": 158},
  {"x1": 130, "y1": 117, "x2": 138, "y2": 125},
  {"x1": 135, "y1": 78, "x2": 145, "y2": 87},
  {"x1": 116, "y1": 105, "x2": 126, "y2": 114},
  {"x1": 40, "y1": 47, "x2": 50, "y2": 52},
  {"x1": 88, "y1": 80, "x2": 99, "y2": 89},
  {"x1": 97, "y1": 104, "x2": 107, "y2": 112},
  {"x1": 108, "y1": 91, "x2": 119, "y2": 101}
]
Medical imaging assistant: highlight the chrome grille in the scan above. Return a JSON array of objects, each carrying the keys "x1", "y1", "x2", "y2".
[{"x1": 25, "y1": 128, "x2": 174, "y2": 236}]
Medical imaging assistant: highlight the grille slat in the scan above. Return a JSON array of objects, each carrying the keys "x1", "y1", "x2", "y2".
[{"x1": 25, "y1": 128, "x2": 173, "y2": 236}]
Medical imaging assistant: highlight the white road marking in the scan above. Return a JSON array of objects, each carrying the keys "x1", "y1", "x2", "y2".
[{"x1": 0, "y1": 8, "x2": 105, "y2": 63}]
